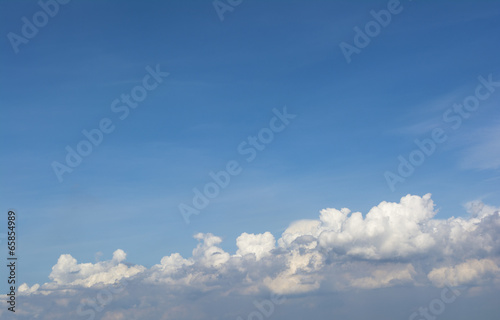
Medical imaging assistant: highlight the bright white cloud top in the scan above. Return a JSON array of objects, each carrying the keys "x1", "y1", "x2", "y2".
[{"x1": 3, "y1": 194, "x2": 499, "y2": 319}]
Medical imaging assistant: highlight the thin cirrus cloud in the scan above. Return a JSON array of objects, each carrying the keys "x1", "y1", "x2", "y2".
[
  {"x1": 3, "y1": 194, "x2": 499, "y2": 319},
  {"x1": 459, "y1": 125, "x2": 500, "y2": 171}
]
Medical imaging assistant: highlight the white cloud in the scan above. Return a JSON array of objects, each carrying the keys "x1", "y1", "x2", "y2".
[
  {"x1": 154, "y1": 253, "x2": 194, "y2": 274},
  {"x1": 11, "y1": 194, "x2": 500, "y2": 320},
  {"x1": 192, "y1": 233, "x2": 230, "y2": 268},
  {"x1": 18, "y1": 283, "x2": 40, "y2": 296},
  {"x1": 316, "y1": 194, "x2": 437, "y2": 259},
  {"x1": 264, "y1": 238, "x2": 324, "y2": 294},
  {"x1": 349, "y1": 263, "x2": 416, "y2": 289},
  {"x1": 236, "y1": 232, "x2": 276, "y2": 261},
  {"x1": 428, "y1": 259, "x2": 500, "y2": 287},
  {"x1": 47, "y1": 249, "x2": 145, "y2": 288}
]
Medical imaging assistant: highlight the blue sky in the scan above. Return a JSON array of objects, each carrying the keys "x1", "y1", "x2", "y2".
[{"x1": 1, "y1": 1, "x2": 500, "y2": 319}]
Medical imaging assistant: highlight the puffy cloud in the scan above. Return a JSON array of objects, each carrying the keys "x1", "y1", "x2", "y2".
[
  {"x1": 192, "y1": 233, "x2": 230, "y2": 268},
  {"x1": 275, "y1": 194, "x2": 499, "y2": 265},
  {"x1": 263, "y1": 248, "x2": 323, "y2": 294},
  {"x1": 428, "y1": 259, "x2": 500, "y2": 287},
  {"x1": 236, "y1": 232, "x2": 276, "y2": 261},
  {"x1": 14, "y1": 194, "x2": 500, "y2": 317},
  {"x1": 46, "y1": 249, "x2": 145, "y2": 288},
  {"x1": 18, "y1": 283, "x2": 40, "y2": 296},
  {"x1": 154, "y1": 253, "x2": 194, "y2": 275},
  {"x1": 315, "y1": 194, "x2": 436, "y2": 259},
  {"x1": 278, "y1": 219, "x2": 321, "y2": 248},
  {"x1": 349, "y1": 263, "x2": 416, "y2": 289}
]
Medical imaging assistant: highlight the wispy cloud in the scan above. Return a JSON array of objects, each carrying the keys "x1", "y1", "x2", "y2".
[{"x1": 459, "y1": 124, "x2": 500, "y2": 170}]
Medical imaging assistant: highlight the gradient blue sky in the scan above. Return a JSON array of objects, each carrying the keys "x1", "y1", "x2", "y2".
[{"x1": 1, "y1": 0, "x2": 500, "y2": 289}]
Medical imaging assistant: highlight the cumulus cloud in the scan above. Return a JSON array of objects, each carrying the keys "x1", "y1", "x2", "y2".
[
  {"x1": 192, "y1": 233, "x2": 230, "y2": 268},
  {"x1": 23, "y1": 249, "x2": 146, "y2": 294},
  {"x1": 236, "y1": 232, "x2": 276, "y2": 261},
  {"x1": 428, "y1": 259, "x2": 500, "y2": 287},
  {"x1": 263, "y1": 242, "x2": 324, "y2": 294},
  {"x1": 18, "y1": 283, "x2": 40, "y2": 296},
  {"x1": 303, "y1": 193, "x2": 437, "y2": 259},
  {"x1": 349, "y1": 263, "x2": 416, "y2": 289},
  {"x1": 8, "y1": 194, "x2": 500, "y2": 320}
]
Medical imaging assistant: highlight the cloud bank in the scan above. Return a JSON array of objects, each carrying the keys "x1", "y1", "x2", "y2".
[{"x1": 3, "y1": 194, "x2": 499, "y2": 319}]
